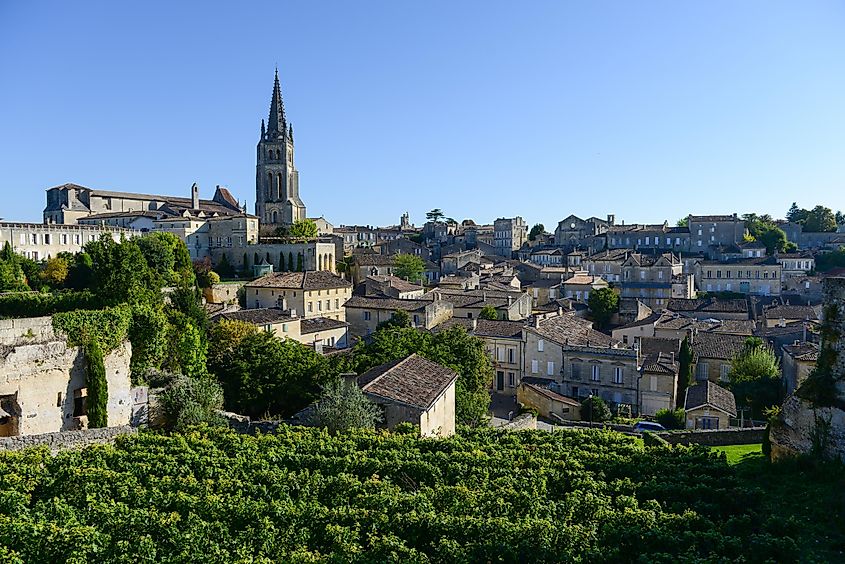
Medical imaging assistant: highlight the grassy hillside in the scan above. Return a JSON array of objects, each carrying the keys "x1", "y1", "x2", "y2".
[{"x1": 0, "y1": 427, "x2": 841, "y2": 562}]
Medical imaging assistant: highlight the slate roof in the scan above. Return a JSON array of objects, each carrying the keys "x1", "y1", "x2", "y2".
[
  {"x1": 692, "y1": 332, "x2": 749, "y2": 361},
  {"x1": 358, "y1": 353, "x2": 459, "y2": 410},
  {"x1": 782, "y1": 342, "x2": 820, "y2": 362},
  {"x1": 684, "y1": 381, "x2": 737, "y2": 416},
  {"x1": 614, "y1": 312, "x2": 664, "y2": 330},
  {"x1": 705, "y1": 319, "x2": 757, "y2": 336},
  {"x1": 245, "y1": 271, "x2": 352, "y2": 290},
  {"x1": 219, "y1": 308, "x2": 294, "y2": 325},
  {"x1": 300, "y1": 317, "x2": 349, "y2": 334}
]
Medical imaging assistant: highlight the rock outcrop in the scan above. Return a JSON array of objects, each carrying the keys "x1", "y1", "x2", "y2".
[{"x1": 771, "y1": 276, "x2": 845, "y2": 462}]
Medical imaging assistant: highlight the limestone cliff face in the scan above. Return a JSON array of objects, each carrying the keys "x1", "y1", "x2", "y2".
[
  {"x1": 0, "y1": 316, "x2": 132, "y2": 436},
  {"x1": 771, "y1": 277, "x2": 845, "y2": 462}
]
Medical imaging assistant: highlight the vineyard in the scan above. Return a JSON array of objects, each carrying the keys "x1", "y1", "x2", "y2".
[{"x1": 0, "y1": 426, "x2": 841, "y2": 563}]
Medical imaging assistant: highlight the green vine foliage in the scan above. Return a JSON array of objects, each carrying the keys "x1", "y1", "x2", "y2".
[
  {"x1": 797, "y1": 303, "x2": 841, "y2": 407},
  {"x1": 52, "y1": 305, "x2": 131, "y2": 352},
  {"x1": 84, "y1": 339, "x2": 108, "y2": 428},
  {"x1": 0, "y1": 291, "x2": 102, "y2": 318}
]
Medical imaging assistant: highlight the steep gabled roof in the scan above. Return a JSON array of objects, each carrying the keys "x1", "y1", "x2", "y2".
[
  {"x1": 359, "y1": 353, "x2": 458, "y2": 410},
  {"x1": 684, "y1": 381, "x2": 737, "y2": 416}
]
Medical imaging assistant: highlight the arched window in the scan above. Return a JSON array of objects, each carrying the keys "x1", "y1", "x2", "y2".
[
  {"x1": 276, "y1": 149, "x2": 281, "y2": 160},
  {"x1": 267, "y1": 172, "x2": 273, "y2": 199},
  {"x1": 318, "y1": 255, "x2": 323, "y2": 270},
  {"x1": 277, "y1": 173, "x2": 283, "y2": 199},
  {"x1": 271, "y1": 210, "x2": 277, "y2": 223}
]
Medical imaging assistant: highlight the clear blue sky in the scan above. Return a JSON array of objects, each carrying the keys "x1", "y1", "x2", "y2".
[{"x1": 2, "y1": 1, "x2": 844, "y2": 229}]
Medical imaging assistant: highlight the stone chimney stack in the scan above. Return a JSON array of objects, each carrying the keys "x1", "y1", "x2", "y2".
[{"x1": 191, "y1": 183, "x2": 200, "y2": 210}]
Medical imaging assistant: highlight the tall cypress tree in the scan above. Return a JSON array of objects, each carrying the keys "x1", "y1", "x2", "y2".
[{"x1": 677, "y1": 335, "x2": 694, "y2": 409}]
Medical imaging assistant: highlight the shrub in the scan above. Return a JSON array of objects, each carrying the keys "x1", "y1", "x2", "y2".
[
  {"x1": 53, "y1": 304, "x2": 132, "y2": 352},
  {"x1": 156, "y1": 373, "x2": 225, "y2": 431},
  {"x1": 0, "y1": 291, "x2": 102, "y2": 318},
  {"x1": 308, "y1": 378, "x2": 383, "y2": 433},
  {"x1": 642, "y1": 431, "x2": 670, "y2": 448},
  {"x1": 580, "y1": 396, "x2": 611, "y2": 422},
  {"x1": 655, "y1": 408, "x2": 686, "y2": 430}
]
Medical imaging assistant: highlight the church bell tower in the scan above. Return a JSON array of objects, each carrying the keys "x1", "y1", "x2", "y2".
[{"x1": 256, "y1": 69, "x2": 306, "y2": 226}]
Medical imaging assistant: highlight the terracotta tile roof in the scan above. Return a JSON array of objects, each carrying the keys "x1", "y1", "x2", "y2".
[
  {"x1": 692, "y1": 332, "x2": 749, "y2": 361},
  {"x1": 522, "y1": 383, "x2": 580, "y2": 406},
  {"x1": 640, "y1": 337, "x2": 681, "y2": 356},
  {"x1": 530, "y1": 315, "x2": 617, "y2": 348},
  {"x1": 366, "y1": 275, "x2": 424, "y2": 293},
  {"x1": 564, "y1": 274, "x2": 606, "y2": 286},
  {"x1": 359, "y1": 353, "x2": 459, "y2": 410},
  {"x1": 641, "y1": 352, "x2": 679, "y2": 374},
  {"x1": 684, "y1": 381, "x2": 737, "y2": 416},
  {"x1": 667, "y1": 298, "x2": 749, "y2": 315},
  {"x1": 474, "y1": 319, "x2": 524, "y2": 339},
  {"x1": 782, "y1": 341, "x2": 819, "y2": 362},
  {"x1": 344, "y1": 295, "x2": 430, "y2": 312},
  {"x1": 764, "y1": 304, "x2": 820, "y2": 321},
  {"x1": 300, "y1": 317, "x2": 349, "y2": 334},
  {"x1": 705, "y1": 320, "x2": 756, "y2": 336},
  {"x1": 245, "y1": 271, "x2": 352, "y2": 290}
]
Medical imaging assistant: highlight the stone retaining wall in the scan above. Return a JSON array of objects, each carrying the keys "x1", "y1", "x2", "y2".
[
  {"x1": 657, "y1": 427, "x2": 765, "y2": 446},
  {"x1": 0, "y1": 425, "x2": 136, "y2": 452},
  {"x1": 500, "y1": 413, "x2": 537, "y2": 431}
]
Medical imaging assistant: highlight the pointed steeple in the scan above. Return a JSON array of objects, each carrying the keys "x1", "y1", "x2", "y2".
[
  {"x1": 288, "y1": 123, "x2": 293, "y2": 142},
  {"x1": 267, "y1": 68, "x2": 287, "y2": 136},
  {"x1": 260, "y1": 119, "x2": 265, "y2": 138}
]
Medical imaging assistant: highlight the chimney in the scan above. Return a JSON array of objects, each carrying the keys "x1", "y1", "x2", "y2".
[
  {"x1": 607, "y1": 214, "x2": 615, "y2": 226},
  {"x1": 341, "y1": 372, "x2": 358, "y2": 387},
  {"x1": 471, "y1": 318, "x2": 477, "y2": 331},
  {"x1": 534, "y1": 316, "x2": 540, "y2": 328},
  {"x1": 508, "y1": 295, "x2": 513, "y2": 307},
  {"x1": 280, "y1": 297, "x2": 288, "y2": 311},
  {"x1": 289, "y1": 308, "x2": 297, "y2": 318},
  {"x1": 191, "y1": 183, "x2": 200, "y2": 210}
]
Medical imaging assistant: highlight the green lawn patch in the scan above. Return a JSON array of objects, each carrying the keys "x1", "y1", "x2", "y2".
[{"x1": 711, "y1": 443, "x2": 764, "y2": 465}]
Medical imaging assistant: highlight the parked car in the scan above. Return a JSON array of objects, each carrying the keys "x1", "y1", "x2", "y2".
[{"x1": 633, "y1": 421, "x2": 666, "y2": 433}]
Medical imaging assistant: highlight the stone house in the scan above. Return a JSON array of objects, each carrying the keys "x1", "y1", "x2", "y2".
[
  {"x1": 560, "y1": 274, "x2": 609, "y2": 303},
  {"x1": 523, "y1": 314, "x2": 640, "y2": 411},
  {"x1": 781, "y1": 341, "x2": 819, "y2": 394},
  {"x1": 762, "y1": 304, "x2": 820, "y2": 328},
  {"x1": 686, "y1": 214, "x2": 746, "y2": 257},
  {"x1": 583, "y1": 248, "x2": 631, "y2": 283},
  {"x1": 691, "y1": 332, "x2": 749, "y2": 383},
  {"x1": 0, "y1": 221, "x2": 138, "y2": 262},
  {"x1": 358, "y1": 354, "x2": 457, "y2": 437},
  {"x1": 606, "y1": 222, "x2": 688, "y2": 253},
  {"x1": 529, "y1": 248, "x2": 565, "y2": 266},
  {"x1": 217, "y1": 308, "x2": 349, "y2": 350},
  {"x1": 441, "y1": 249, "x2": 483, "y2": 275},
  {"x1": 434, "y1": 288, "x2": 532, "y2": 321},
  {"x1": 684, "y1": 381, "x2": 737, "y2": 429},
  {"x1": 517, "y1": 381, "x2": 581, "y2": 421},
  {"x1": 343, "y1": 295, "x2": 453, "y2": 337},
  {"x1": 611, "y1": 312, "x2": 665, "y2": 346},
  {"x1": 0, "y1": 316, "x2": 132, "y2": 437},
  {"x1": 695, "y1": 257, "x2": 782, "y2": 296},
  {"x1": 639, "y1": 352, "x2": 679, "y2": 416},
  {"x1": 244, "y1": 271, "x2": 351, "y2": 321},
  {"x1": 218, "y1": 240, "x2": 336, "y2": 275},
  {"x1": 474, "y1": 319, "x2": 525, "y2": 395},
  {"x1": 553, "y1": 214, "x2": 612, "y2": 248},
  {"x1": 619, "y1": 252, "x2": 686, "y2": 311},
  {"x1": 493, "y1": 217, "x2": 528, "y2": 257},
  {"x1": 363, "y1": 276, "x2": 425, "y2": 300}
]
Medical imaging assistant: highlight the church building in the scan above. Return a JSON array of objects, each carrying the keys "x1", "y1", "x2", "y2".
[{"x1": 255, "y1": 70, "x2": 307, "y2": 227}]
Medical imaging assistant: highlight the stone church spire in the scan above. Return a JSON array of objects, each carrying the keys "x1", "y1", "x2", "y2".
[{"x1": 267, "y1": 68, "x2": 287, "y2": 137}]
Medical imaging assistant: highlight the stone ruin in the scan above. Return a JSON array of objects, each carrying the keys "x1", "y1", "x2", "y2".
[{"x1": 771, "y1": 276, "x2": 845, "y2": 462}]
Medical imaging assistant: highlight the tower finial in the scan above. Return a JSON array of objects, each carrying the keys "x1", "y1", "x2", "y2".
[{"x1": 261, "y1": 119, "x2": 266, "y2": 138}]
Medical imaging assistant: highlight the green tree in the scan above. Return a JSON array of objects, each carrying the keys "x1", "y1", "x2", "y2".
[
  {"x1": 85, "y1": 235, "x2": 159, "y2": 306},
  {"x1": 426, "y1": 209, "x2": 445, "y2": 223},
  {"x1": 728, "y1": 337, "x2": 782, "y2": 419},
  {"x1": 479, "y1": 305, "x2": 498, "y2": 320},
  {"x1": 216, "y1": 254, "x2": 235, "y2": 277},
  {"x1": 211, "y1": 331, "x2": 331, "y2": 418},
  {"x1": 137, "y1": 232, "x2": 192, "y2": 286},
  {"x1": 308, "y1": 378, "x2": 383, "y2": 433},
  {"x1": 208, "y1": 318, "x2": 259, "y2": 370},
  {"x1": 805, "y1": 205, "x2": 837, "y2": 232},
  {"x1": 528, "y1": 223, "x2": 545, "y2": 241},
  {"x1": 128, "y1": 303, "x2": 169, "y2": 381},
  {"x1": 654, "y1": 408, "x2": 685, "y2": 430},
  {"x1": 287, "y1": 252, "x2": 294, "y2": 272},
  {"x1": 85, "y1": 339, "x2": 108, "y2": 428},
  {"x1": 587, "y1": 287, "x2": 619, "y2": 329},
  {"x1": 393, "y1": 254, "x2": 425, "y2": 283},
  {"x1": 378, "y1": 309, "x2": 412, "y2": 329},
  {"x1": 677, "y1": 217, "x2": 689, "y2": 227},
  {"x1": 296, "y1": 253, "x2": 303, "y2": 272},
  {"x1": 580, "y1": 396, "x2": 611, "y2": 423},
  {"x1": 289, "y1": 219, "x2": 318, "y2": 238},
  {"x1": 676, "y1": 336, "x2": 694, "y2": 409},
  {"x1": 40, "y1": 256, "x2": 70, "y2": 288}
]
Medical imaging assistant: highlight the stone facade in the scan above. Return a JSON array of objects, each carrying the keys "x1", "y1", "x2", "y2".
[
  {"x1": 0, "y1": 222, "x2": 138, "y2": 261},
  {"x1": 214, "y1": 240, "x2": 337, "y2": 274},
  {"x1": 695, "y1": 258, "x2": 782, "y2": 296},
  {"x1": 0, "y1": 316, "x2": 132, "y2": 437},
  {"x1": 493, "y1": 217, "x2": 527, "y2": 257}
]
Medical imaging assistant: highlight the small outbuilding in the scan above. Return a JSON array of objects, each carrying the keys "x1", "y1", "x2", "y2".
[
  {"x1": 684, "y1": 381, "x2": 737, "y2": 430},
  {"x1": 358, "y1": 353, "x2": 458, "y2": 437},
  {"x1": 517, "y1": 381, "x2": 581, "y2": 422}
]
